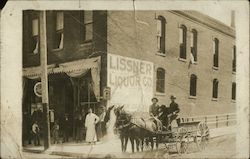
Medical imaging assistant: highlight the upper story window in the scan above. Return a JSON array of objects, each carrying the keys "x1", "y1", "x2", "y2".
[
  {"x1": 190, "y1": 29, "x2": 198, "y2": 62},
  {"x1": 179, "y1": 25, "x2": 187, "y2": 59},
  {"x1": 232, "y1": 82, "x2": 236, "y2": 100},
  {"x1": 213, "y1": 38, "x2": 219, "y2": 68},
  {"x1": 156, "y1": 68, "x2": 165, "y2": 93},
  {"x1": 53, "y1": 11, "x2": 64, "y2": 49},
  {"x1": 212, "y1": 79, "x2": 219, "y2": 99},
  {"x1": 156, "y1": 16, "x2": 166, "y2": 54},
  {"x1": 80, "y1": 11, "x2": 93, "y2": 43},
  {"x1": 31, "y1": 18, "x2": 39, "y2": 54},
  {"x1": 189, "y1": 74, "x2": 197, "y2": 97},
  {"x1": 232, "y1": 45, "x2": 236, "y2": 72}
]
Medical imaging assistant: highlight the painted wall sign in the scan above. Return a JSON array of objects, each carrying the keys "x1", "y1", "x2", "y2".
[{"x1": 107, "y1": 54, "x2": 154, "y2": 112}]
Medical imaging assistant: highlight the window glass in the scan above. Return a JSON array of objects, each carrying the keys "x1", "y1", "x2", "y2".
[{"x1": 156, "y1": 68, "x2": 165, "y2": 93}]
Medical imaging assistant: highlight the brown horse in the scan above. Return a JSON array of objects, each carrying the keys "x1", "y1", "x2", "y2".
[{"x1": 113, "y1": 106, "x2": 160, "y2": 153}]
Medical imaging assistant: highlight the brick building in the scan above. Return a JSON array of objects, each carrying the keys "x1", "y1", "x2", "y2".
[{"x1": 22, "y1": 10, "x2": 236, "y2": 144}]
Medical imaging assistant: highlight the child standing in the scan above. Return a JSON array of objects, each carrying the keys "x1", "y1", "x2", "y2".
[{"x1": 32, "y1": 121, "x2": 40, "y2": 146}]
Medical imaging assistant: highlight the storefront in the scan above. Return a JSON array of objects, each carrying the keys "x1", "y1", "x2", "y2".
[{"x1": 22, "y1": 56, "x2": 101, "y2": 145}]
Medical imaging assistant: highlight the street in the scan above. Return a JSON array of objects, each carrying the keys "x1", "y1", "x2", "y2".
[{"x1": 22, "y1": 133, "x2": 236, "y2": 158}]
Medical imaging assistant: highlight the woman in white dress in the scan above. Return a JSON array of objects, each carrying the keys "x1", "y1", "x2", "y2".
[{"x1": 85, "y1": 108, "x2": 99, "y2": 144}]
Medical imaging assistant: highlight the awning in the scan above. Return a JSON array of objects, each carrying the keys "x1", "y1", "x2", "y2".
[
  {"x1": 23, "y1": 56, "x2": 101, "y2": 78},
  {"x1": 23, "y1": 56, "x2": 101, "y2": 101}
]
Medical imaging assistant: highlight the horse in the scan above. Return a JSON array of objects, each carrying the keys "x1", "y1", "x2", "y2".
[{"x1": 113, "y1": 106, "x2": 161, "y2": 153}]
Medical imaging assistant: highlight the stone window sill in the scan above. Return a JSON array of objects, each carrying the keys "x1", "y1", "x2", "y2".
[
  {"x1": 155, "y1": 92, "x2": 166, "y2": 96},
  {"x1": 189, "y1": 95, "x2": 197, "y2": 99},
  {"x1": 51, "y1": 48, "x2": 63, "y2": 52},
  {"x1": 231, "y1": 99, "x2": 236, "y2": 103},
  {"x1": 178, "y1": 58, "x2": 187, "y2": 62},
  {"x1": 212, "y1": 98, "x2": 218, "y2": 101},
  {"x1": 212, "y1": 66, "x2": 219, "y2": 70},
  {"x1": 156, "y1": 52, "x2": 166, "y2": 57}
]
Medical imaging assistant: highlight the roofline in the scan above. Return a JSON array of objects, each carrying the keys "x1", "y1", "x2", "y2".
[{"x1": 170, "y1": 10, "x2": 235, "y2": 39}]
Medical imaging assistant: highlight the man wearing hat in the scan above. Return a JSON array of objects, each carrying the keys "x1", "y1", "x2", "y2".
[
  {"x1": 168, "y1": 95, "x2": 180, "y2": 127},
  {"x1": 149, "y1": 97, "x2": 162, "y2": 131}
]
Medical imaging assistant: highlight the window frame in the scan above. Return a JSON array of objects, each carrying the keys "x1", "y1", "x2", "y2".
[
  {"x1": 212, "y1": 79, "x2": 219, "y2": 100},
  {"x1": 232, "y1": 82, "x2": 236, "y2": 101},
  {"x1": 80, "y1": 11, "x2": 93, "y2": 44},
  {"x1": 213, "y1": 38, "x2": 219, "y2": 69},
  {"x1": 189, "y1": 74, "x2": 197, "y2": 97},
  {"x1": 179, "y1": 24, "x2": 187, "y2": 60},
  {"x1": 156, "y1": 16, "x2": 166, "y2": 54},
  {"x1": 156, "y1": 67, "x2": 166, "y2": 93},
  {"x1": 191, "y1": 29, "x2": 198, "y2": 62},
  {"x1": 52, "y1": 11, "x2": 64, "y2": 50}
]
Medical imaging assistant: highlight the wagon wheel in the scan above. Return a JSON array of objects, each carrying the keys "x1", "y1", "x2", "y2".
[
  {"x1": 176, "y1": 127, "x2": 188, "y2": 154},
  {"x1": 195, "y1": 122, "x2": 209, "y2": 151}
]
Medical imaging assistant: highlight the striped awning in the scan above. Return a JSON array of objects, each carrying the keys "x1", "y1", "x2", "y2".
[{"x1": 23, "y1": 56, "x2": 101, "y2": 79}]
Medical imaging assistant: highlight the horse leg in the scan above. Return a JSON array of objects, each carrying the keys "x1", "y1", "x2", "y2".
[
  {"x1": 141, "y1": 137, "x2": 144, "y2": 152},
  {"x1": 124, "y1": 136, "x2": 129, "y2": 152},
  {"x1": 156, "y1": 135, "x2": 159, "y2": 149},
  {"x1": 150, "y1": 136, "x2": 154, "y2": 150},
  {"x1": 121, "y1": 136, "x2": 124, "y2": 152},
  {"x1": 130, "y1": 137, "x2": 135, "y2": 153},
  {"x1": 136, "y1": 138, "x2": 140, "y2": 152}
]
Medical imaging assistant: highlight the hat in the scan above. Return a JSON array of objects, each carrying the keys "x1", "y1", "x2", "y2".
[
  {"x1": 151, "y1": 97, "x2": 158, "y2": 102},
  {"x1": 170, "y1": 95, "x2": 176, "y2": 99}
]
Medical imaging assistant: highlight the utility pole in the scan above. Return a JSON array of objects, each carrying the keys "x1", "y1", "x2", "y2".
[{"x1": 39, "y1": 10, "x2": 50, "y2": 150}]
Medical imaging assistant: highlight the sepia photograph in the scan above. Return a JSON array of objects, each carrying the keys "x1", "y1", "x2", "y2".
[{"x1": 0, "y1": 0, "x2": 249, "y2": 158}]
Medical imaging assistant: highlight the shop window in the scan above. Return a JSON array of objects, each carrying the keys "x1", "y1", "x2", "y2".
[
  {"x1": 213, "y1": 38, "x2": 219, "y2": 68},
  {"x1": 190, "y1": 29, "x2": 198, "y2": 62},
  {"x1": 53, "y1": 12, "x2": 64, "y2": 49},
  {"x1": 156, "y1": 68, "x2": 165, "y2": 93},
  {"x1": 80, "y1": 11, "x2": 93, "y2": 43},
  {"x1": 156, "y1": 16, "x2": 166, "y2": 54},
  {"x1": 31, "y1": 18, "x2": 39, "y2": 54},
  {"x1": 212, "y1": 79, "x2": 219, "y2": 99},
  {"x1": 179, "y1": 25, "x2": 187, "y2": 59},
  {"x1": 232, "y1": 82, "x2": 236, "y2": 100},
  {"x1": 232, "y1": 45, "x2": 236, "y2": 72},
  {"x1": 189, "y1": 74, "x2": 197, "y2": 97}
]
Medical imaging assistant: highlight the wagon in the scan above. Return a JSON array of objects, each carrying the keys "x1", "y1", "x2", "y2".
[{"x1": 155, "y1": 121, "x2": 210, "y2": 154}]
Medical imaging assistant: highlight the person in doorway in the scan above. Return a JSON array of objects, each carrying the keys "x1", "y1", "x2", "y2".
[
  {"x1": 85, "y1": 108, "x2": 99, "y2": 144},
  {"x1": 96, "y1": 106, "x2": 106, "y2": 141},
  {"x1": 168, "y1": 95, "x2": 180, "y2": 127},
  {"x1": 75, "y1": 113, "x2": 83, "y2": 142},
  {"x1": 52, "y1": 120, "x2": 60, "y2": 144},
  {"x1": 149, "y1": 97, "x2": 162, "y2": 132},
  {"x1": 32, "y1": 121, "x2": 40, "y2": 146},
  {"x1": 62, "y1": 113, "x2": 70, "y2": 143}
]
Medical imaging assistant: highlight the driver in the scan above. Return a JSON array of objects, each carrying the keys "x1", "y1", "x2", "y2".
[
  {"x1": 149, "y1": 97, "x2": 162, "y2": 132},
  {"x1": 168, "y1": 95, "x2": 180, "y2": 127}
]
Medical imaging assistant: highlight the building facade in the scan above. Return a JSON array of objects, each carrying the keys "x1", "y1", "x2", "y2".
[{"x1": 22, "y1": 10, "x2": 236, "y2": 144}]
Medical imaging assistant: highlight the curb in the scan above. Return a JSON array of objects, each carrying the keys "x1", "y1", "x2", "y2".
[{"x1": 50, "y1": 151, "x2": 117, "y2": 158}]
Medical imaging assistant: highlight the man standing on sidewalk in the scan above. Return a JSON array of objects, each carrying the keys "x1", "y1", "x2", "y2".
[{"x1": 85, "y1": 108, "x2": 99, "y2": 144}]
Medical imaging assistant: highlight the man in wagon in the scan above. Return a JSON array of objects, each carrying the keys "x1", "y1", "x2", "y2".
[
  {"x1": 149, "y1": 97, "x2": 162, "y2": 132},
  {"x1": 168, "y1": 95, "x2": 180, "y2": 128}
]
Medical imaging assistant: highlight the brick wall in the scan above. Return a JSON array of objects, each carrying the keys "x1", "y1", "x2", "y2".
[{"x1": 107, "y1": 11, "x2": 236, "y2": 116}]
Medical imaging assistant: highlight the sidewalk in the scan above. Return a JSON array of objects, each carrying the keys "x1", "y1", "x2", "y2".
[{"x1": 23, "y1": 125, "x2": 236, "y2": 158}]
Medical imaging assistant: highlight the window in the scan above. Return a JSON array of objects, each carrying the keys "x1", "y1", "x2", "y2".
[
  {"x1": 189, "y1": 74, "x2": 197, "y2": 96},
  {"x1": 156, "y1": 68, "x2": 165, "y2": 93},
  {"x1": 156, "y1": 16, "x2": 166, "y2": 53},
  {"x1": 80, "y1": 11, "x2": 93, "y2": 43},
  {"x1": 53, "y1": 12, "x2": 64, "y2": 49},
  {"x1": 232, "y1": 45, "x2": 236, "y2": 72},
  {"x1": 179, "y1": 25, "x2": 187, "y2": 59},
  {"x1": 213, "y1": 38, "x2": 219, "y2": 68},
  {"x1": 232, "y1": 82, "x2": 236, "y2": 100},
  {"x1": 190, "y1": 29, "x2": 198, "y2": 62},
  {"x1": 212, "y1": 79, "x2": 219, "y2": 99},
  {"x1": 31, "y1": 18, "x2": 39, "y2": 54}
]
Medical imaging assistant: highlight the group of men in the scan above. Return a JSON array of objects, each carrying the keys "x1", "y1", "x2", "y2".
[{"x1": 149, "y1": 95, "x2": 180, "y2": 131}]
